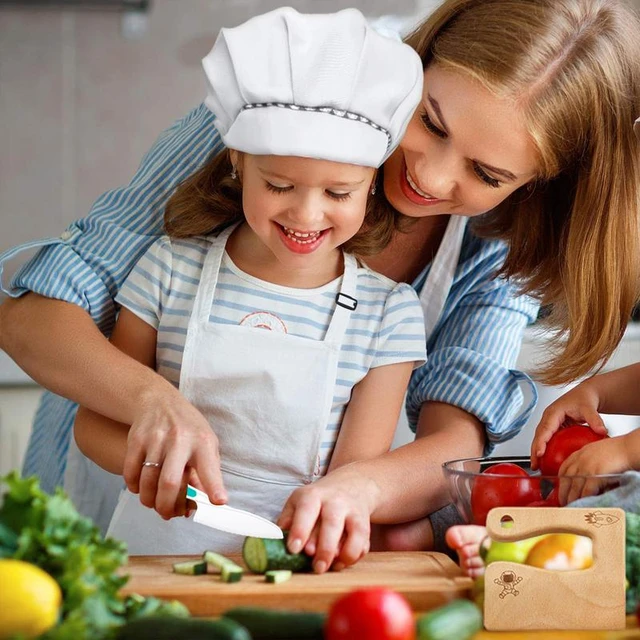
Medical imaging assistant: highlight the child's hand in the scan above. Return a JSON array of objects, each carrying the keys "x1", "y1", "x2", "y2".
[
  {"x1": 530, "y1": 380, "x2": 607, "y2": 470},
  {"x1": 557, "y1": 436, "x2": 631, "y2": 504},
  {"x1": 277, "y1": 466, "x2": 378, "y2": 574},
  {"x1": 123, "y1": 380, "x2": 227, "y2": 520}
]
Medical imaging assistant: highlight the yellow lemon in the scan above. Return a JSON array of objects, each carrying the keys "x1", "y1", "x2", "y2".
[
  {"x1": 525, "y1": 533, "x2": 593, "y2": 570},
  {"x1": 0, "y1": 559, "x2": 62, "y2": 639}
]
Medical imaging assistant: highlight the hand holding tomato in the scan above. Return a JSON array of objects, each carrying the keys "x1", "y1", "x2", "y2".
[
  {"x1": 325, "y1": 587, "x2": 415, "y2": 640},
  {"x1": 529, "y1": 379, "x2": 608, "y2": 470},
  {"x1": 470, "y1": 462, "x2": 542, "y2": 526},
  {"x1": 538, "y1": 424, "x2": 607, "y2": 476}
]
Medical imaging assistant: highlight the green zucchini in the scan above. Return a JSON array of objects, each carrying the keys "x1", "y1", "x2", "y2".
[
  {"x1": 265, "y1": 569, "x2": 292, "y2": 583},
  {"x1": 172, "y1": 560, "x2": 207, "y2": 575},
  {"x1": 416, "y1": 599, "x2": 483, "y2": 640},
  {"x1": 115, "y1": 616, "x2": 251, "y2": 640},
  {"x1": 223, "y1": 606, "x2": 326, "y2": 640},
  {"x1": 203, "y1": 550, "x2": 244, "y2": 582},
  {"x1": 242, "y1": 536, "x2": 313, "y2": 574}
]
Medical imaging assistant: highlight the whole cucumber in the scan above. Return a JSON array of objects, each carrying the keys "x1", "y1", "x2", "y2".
[
  {"x1": 416, "y1": 599, "x2": 483, "y2": 640},
  {"x1": 223, "y1": 606, "x2": 326, "y2": 640},
  {"x1": 115, "y1": 616, "x2": 251, "y2": 640}
]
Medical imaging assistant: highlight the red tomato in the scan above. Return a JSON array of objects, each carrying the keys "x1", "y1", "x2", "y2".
[
  {"x1": 544, "y1": 486, "x2": 560, "y2": 506},
  {"x1": 325, "y1": 587, "x2": 415, "y2": 640},
  {"x1": 526, "y1": 486, "x2": 560, "y2": 507},
  {"x1": 538, "y1": 424, "x2": 607, "y2": 476},
  {"x1": 471, "y1": 463, "x2": 542, "y2": 525}
]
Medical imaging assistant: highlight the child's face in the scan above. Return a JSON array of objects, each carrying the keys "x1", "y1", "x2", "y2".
[{"x1": 235, "y1": 153, "x2": 374, "y2": 274}]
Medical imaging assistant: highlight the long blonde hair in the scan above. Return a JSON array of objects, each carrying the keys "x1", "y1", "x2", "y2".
[
  {"x1": 164, "y1": 149, "x2": 401, "y2": 256},
  {"x1": 406, "y1": 0, "x2": 640, "y2": 385}
]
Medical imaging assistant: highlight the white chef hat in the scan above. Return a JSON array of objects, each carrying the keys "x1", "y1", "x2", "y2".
[{"x1": 202, "y1": 7, "x2": 423, "y2": 168}]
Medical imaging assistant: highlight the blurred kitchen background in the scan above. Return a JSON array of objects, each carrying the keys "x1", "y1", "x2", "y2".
[{"x1": 1, "y1": 0, "x2": 640, "y2": 477}]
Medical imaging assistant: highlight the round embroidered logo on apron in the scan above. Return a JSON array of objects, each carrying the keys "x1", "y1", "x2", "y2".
[{"x1": 240, "y1": 311, "x2": 288, "y2": 333}]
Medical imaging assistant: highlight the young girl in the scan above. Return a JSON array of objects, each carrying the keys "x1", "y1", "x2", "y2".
[
  {"x1": 72, "y1": 8, "x2": 426, "y2": 557},
  {"x1": 448, "y1": 363, "x2": 640, "y2": 577}
]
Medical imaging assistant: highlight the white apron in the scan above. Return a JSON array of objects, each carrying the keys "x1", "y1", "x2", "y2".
[
  {"x1": 107, "y1": 226, "x2": 359, "y2": 554},
  {"x1": 390, "y1": 215, "x2": 467, "y2": 447},
  {"x1": 419, "y1": 215, "x2": 467, "y2": 340},
  {"x1": 416, "y1": 214, "x2": 536, "y2": 437}
]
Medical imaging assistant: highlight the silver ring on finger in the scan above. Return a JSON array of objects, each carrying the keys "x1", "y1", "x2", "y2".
[{"x1": 142, "y1": 461, "x2": 161, "y2": 469}]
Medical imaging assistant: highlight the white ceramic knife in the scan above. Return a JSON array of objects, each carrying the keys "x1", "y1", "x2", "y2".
[{"x1": 186, "y1": 485, "x2": 283, "y2": 539}]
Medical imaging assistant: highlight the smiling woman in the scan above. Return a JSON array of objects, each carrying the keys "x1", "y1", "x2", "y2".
[
  {"x1": 384, "y1": 63, "x2": 538, "y2": 216},
  {"x1": 391, "y1": 0, "x2": 640, "y2": 387}
]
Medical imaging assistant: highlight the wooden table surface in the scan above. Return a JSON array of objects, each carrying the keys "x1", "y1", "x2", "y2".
[
  {"x1": 121, "y1": 553, "x2": 639, "y2": 637},
  {"x1": 121, "y1": 551, "x2": 472, "y2": 616}
]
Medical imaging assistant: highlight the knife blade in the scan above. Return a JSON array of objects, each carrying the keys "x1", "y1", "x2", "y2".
[{"x1": 186, "y1": 485, "x2": 284, "y2": 539}]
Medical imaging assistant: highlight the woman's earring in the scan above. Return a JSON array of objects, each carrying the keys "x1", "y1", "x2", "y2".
[
  {"x1": 230, "y1": 167, "x2": 237, "y2": 180},
  {"x1": 370, "y1": 184, "x2": 377, "y2": 195}
]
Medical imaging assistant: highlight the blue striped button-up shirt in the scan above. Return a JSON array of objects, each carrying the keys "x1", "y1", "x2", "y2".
[{"x1": 0, "y1": 103, "x2": 539, "y2": 494}]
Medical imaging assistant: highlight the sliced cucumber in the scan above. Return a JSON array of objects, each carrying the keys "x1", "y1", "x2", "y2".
[
  {"x1": 221, "y1": 563, "x2": 244, "y2": 583},
  {"x1": 265, "y1": 570, "x2": 292, "y2": 583},
  {"x1": 416, "y1": 599, "x2": 483, "y2": 640},
  {"x1": 242, "y1": 536, "x2": 312, "y2": 574},
  {"x1": 223, "y1": 606, "x2": 325, "y2": 640},
  {"x1": 172, "y1": 560, "x2": 207, "y2": 575},
  {"x1": 203, "y1": 550, "x2": 244, "y2": 583},
  {"x1": 203, "y1": 551, "x2": 236, "y2": 569}
]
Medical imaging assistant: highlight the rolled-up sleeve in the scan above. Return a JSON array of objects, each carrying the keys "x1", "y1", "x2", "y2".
[
  {"x1": 2, "y1": 103, "x2": 222, "y2": 335},
  {"x1": 406, "y1": 234, "x2": 540, "y2": 454}
]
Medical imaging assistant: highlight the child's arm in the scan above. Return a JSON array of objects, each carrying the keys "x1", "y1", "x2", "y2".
[
  {"x1": 328, "y1": 362, "x2": 414, "y2": 469},
  {"x1": 74, "y1": 407, "x2": 130, "y2": 474},
  {"x1": 74, "y1": 307, "x2": 157, "y2": 473},
  {"x1": 279, "y1": 360, "x2": 414, "y2": 573},
  {"x1": 531, "y1": 363, "x2": 640, "y2": 469}
]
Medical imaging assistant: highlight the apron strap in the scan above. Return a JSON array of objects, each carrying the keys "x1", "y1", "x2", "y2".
[
  {"x1": 419, "y1": 215, "x2": 467, "y2": 340},
  {"x1": 324, "y1": 252, "x2": 358, "y2": 345},
  {"x1": 191, "y1": 225, "x2": 237, "y2": 326}
]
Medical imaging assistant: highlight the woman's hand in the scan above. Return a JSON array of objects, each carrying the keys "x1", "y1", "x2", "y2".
[
  {"x1": 530, "y1": 380, "x2": 607, "y2": 470},
  {"x1": 123, "y1": 380, "x2": 228, "y2": 520},
  {"x1": 557, "y1": 435, "x2": 632, "y2": 504},
  {"x1": 277, "y1": 464, "x2": 381, "y2": 574}
]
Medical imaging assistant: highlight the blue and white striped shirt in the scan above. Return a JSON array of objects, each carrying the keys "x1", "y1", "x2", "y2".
[
  {"x1": 117, "y1": 234, "x2": 426, "y2": 474},
  {"x1": 0, "y1": 103, "x2": 540, "y2": 494}
]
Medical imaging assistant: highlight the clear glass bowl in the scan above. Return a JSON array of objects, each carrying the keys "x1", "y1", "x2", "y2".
[{"x1": 442, "y1": 456, "x2": 624, "y2": 525}]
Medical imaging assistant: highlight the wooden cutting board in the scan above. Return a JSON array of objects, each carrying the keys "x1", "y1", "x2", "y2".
[{"x1": 120, "y1": 551, "x2": 473, "y2": 616}]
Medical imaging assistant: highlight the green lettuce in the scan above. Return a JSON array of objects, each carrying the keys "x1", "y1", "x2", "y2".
[{"x1": 0, "y1": 472, "x2": 189, "y2": 639}]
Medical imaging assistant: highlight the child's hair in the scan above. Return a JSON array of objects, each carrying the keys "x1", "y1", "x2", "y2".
[
  {"x1": 406, "y1": 0, "x2": 640, "y2": 385},
  {"x1": 164, "y1": 148, "x2": 401, "y2": 256}
]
